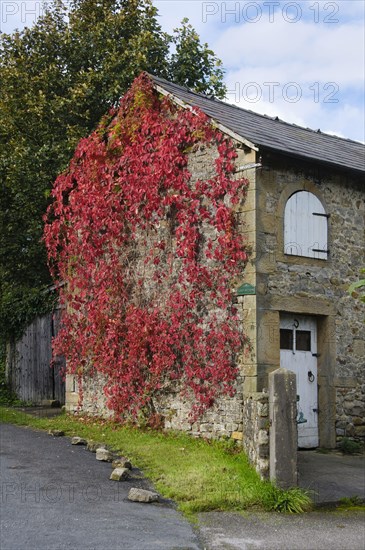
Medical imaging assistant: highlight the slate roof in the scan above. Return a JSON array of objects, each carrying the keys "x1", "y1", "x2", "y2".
[{"x1": 150, "y1": 75, "x2": 365, "y2": 174}]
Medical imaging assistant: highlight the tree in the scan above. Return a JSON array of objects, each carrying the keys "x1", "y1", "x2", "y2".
[
  {"x1": 0, "y1": 0, "x2": 226, "y2": 345},
  {"x1": 0, "y1": 3, "x2": 70, "y2": 342},
  {"x1": 168, "y1": 18, "x2": 226, "y2": 99}
]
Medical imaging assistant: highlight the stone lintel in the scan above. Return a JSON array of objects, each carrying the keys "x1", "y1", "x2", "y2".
[{"x1": 264, "y1": 296, "x2": 335, "y2": 317}]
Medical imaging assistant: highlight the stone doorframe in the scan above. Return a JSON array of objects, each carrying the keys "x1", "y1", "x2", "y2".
[{"x1": 257, "y1": 296, "x2": 337, "y2": 448}]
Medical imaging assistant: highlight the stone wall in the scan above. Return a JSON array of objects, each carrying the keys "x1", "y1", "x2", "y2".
[
  {"x1": 154, "y1": 376, "x2": 245, "y2": 440},
  {"x1": 242, "y1": 392, "x2": 270, "y2": 479},
  {"x1": 256, "y1": 153, "x2": 365, "y2": 445},
  {"x1": 68, "y1": 370, "x2": 245, "y2": 440},
  {"x1": 335, "y1": 383, "x2": 365, "y2": 442},
  {"x1": 65, "y1": 372, "x2": 112, "y2": 418}
]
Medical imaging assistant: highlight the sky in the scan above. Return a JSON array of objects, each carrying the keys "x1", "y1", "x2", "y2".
[{"x1": 1, "y1": 0, "x2": 364, "y2": 142}]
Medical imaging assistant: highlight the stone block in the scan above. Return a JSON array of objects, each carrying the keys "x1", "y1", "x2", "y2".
[
  {"x1": 258, "y1": 418, "x2": 270, "y2": 430},
  {"x1": 71, "y1": 437, "x2": 87, "y2": 445},
  {"x1": 226, "y1": 423, "x2": 239, "y2": 433},
  {"x1": 269, "y1": 368, "x2": 297, "y2": 489},
  {"x1": 344, "y1": 401, "x2": 364, "y2": 416},
  {"x1": 256, "y1": 459, "x2": 269, "y2": 476},
  {"x1": 258, "y1": 430, "x2": 269, "y2": 445},
  {"x1": 354, "y1": 425, "x2": 365, "y2": 437},
  {"x1": 112, "y1": 458, "x2": 132, "y2": 470},
  {"x1": 110, "y1": 468, "x2": 129, "y2": 481},
  {"x1": 128, "y1": 488, "x2": 159, "y2": 503},
  {"x1": 335, "y1": 421, "x2": 347, "y2": 430},
  {"x1": 353, "y1": 339, "x2": 365, "y2": 357},
  {"x1": 258, "y1": 445, "x2": 269, "y2": 459},
  {"x1": 346, "y1": 424, "x2": 355, "y2": 436},
  {"x1": 334, "y1": 376, "x2": 358, "y2": 389},
  {"x1": 213, "y1": 424, "x2": 225, "y2": 432},
  {"x1": 257, "y1": 403, "x2": 269, "y2": 417},
  {"x1": 199, "y1": 423, "x2": 211, "y2": 432},
  {"x1": 87, "y1": 440, "x2": 106, "y2": 452},
  {"x1": 231, "y1": 431, "x2": 243, "y2": 441},
  {"x1": 96, "y1": 448, "x2": 113, "y2": 462}
]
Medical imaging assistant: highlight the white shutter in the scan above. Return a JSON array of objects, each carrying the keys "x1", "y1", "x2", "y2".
[{"x1": 284, "y1": 191, "x2": 328, "y2": 260}]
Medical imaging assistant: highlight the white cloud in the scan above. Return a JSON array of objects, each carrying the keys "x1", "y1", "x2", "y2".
[
  {"x1": 1, "y1": 0, "x2": 364, "y2": 141},
  {"x1": 213, "y1": 19, "x2": 364, "y2": 85},
  {"x1": 155, "y1": 1, "x2": 365, "y2": 142}
]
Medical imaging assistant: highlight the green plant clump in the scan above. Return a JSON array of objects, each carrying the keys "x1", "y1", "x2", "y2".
[
  {"x1": 338, "y1": 437, "x2": 363, "y2": 455},
  {"x1": 338, "y1": 496, "x2": 364, "y2": 508},
  {"x1": 270, "y1": 486, "x2": 313, "y2": 514}
]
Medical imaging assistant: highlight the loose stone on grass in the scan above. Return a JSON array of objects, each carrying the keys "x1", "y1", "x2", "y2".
[
  {"x1": 96, "y1": 448, "x2": 113, "y2": 462},
  {"x1": 128, "y1": 488, "x2": 159, "y2": 503},
  {"x1": 71, "y1": 436, "x2": 87, "y2": 445},
  {"x1": 48, "y1": 429, "x2": 64, "y2": 437},
  {"x1": 112, "y1": 458, "x2": 132, "y2": 470},
  {"x1": 110, "y1": 467, "x2": 129, "y2": 481}
]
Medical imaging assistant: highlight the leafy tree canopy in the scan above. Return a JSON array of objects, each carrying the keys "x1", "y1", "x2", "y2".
[{"x1": 0, "y1": 0, "x2": 226, "y2": 343}]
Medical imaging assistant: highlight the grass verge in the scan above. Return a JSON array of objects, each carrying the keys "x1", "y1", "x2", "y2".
[{"x1": 0, "y1": 405, "x2": 312, "y2": 517}]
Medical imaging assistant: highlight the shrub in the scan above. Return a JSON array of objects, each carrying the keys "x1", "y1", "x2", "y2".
[{"x1": 338, "y1": 437, "x2": 363, "y2": 455}]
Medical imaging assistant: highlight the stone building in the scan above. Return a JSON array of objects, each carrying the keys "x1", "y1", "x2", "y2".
[{"x1": 66, "y1": 75, "x2": 365, "y2": 470}]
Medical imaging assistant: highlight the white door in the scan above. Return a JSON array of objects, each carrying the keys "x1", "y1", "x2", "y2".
[{"x1": 280, "y1": 314, "x2": 319, "y2": 448}]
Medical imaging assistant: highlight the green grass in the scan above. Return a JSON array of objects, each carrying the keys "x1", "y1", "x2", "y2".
[
  {"x1": 337, "y1": 496, "x2": 365, "y2": 511},
  {"x1": 0, "y1": 405, "x2": 312, "y2": 517}
]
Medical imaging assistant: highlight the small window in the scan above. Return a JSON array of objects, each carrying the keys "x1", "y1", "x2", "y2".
[
  {"x1": 296, "y1": 330, "x2": 311, "y2": 351},
  {"x1": 280, "y1": 329, "x2": 293, "y2": 350},
  {"x1": 284, "y1": 191, "x2": 328, "y2": 260}
]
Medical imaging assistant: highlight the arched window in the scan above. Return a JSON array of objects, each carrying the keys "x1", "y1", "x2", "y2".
[{"x1": 284, "y1": 191, "x2": 328, "y2": 260}]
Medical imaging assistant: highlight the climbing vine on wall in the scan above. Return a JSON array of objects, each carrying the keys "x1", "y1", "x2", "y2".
[{"x1": 44, "y1": 73, "x2": 249, "y2": 420}]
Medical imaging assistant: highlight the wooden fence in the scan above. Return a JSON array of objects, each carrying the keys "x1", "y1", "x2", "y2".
[{"x1": 6, "y1": 310, "x2": 65, "y2": 404}]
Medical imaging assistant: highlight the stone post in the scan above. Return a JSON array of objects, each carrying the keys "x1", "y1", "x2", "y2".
[{"x1": 269, "y1": 367, "x2": 298, "y2": 488}]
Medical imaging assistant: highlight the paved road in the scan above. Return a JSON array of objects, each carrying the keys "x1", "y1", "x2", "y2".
[
  {"x1": 0, "y1": 424, "x2": 201, "y2": 550},
  {"x1": 298, "y1": 449, "x2": 365, "y2": 504},
  {"x1": 198, "y1": 509, "x2": 365, "y2": 550}
]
